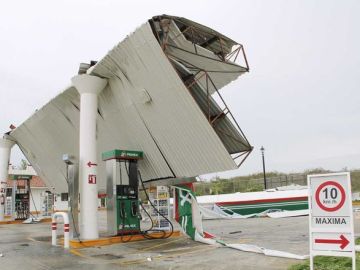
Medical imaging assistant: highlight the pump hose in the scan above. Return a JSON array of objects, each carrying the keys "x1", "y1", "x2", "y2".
[
  {"x1": 138, "y1": 170, "x2": 174, "y2": 239},
  {"x1": 119, "y1": 202, "x2": 134, "y2": 243},
  {"x1": 28, "y1": 180, "x2": 39, "y2": 220},
  {"x1": 123, "y1": 160, "x2": 173, "y2": 239}
]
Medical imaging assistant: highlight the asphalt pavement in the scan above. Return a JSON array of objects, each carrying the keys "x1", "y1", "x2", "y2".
[{"x1": 0, "y1": 212, "x2": 359, "y2": 270}]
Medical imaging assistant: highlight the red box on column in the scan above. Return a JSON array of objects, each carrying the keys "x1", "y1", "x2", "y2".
[{"x1": 88, "y1": 175, "x2": 96, "y2": 184}]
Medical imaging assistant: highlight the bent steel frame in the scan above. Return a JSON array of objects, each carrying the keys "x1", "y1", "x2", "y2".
[{"x1": 150, "y1": 15, "x2": 253, "y2": 167}]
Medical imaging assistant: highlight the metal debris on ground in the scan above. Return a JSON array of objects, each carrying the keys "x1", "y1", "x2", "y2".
[{"x1": 173, "y1": 185, "x2": 309, "y2": 260}]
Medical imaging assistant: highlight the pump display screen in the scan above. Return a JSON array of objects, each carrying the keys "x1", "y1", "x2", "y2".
[{"x1": 116, "y1": 185, "x2": 137, "y2": 199}]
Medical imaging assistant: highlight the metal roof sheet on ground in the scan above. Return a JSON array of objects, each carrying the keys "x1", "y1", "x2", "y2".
[
  {"x1": 196, "y1": 189, "x2": 309, "y2": 205},
  {"x1": 9, "y1": 15, "x2": 252, "y2": 193}
]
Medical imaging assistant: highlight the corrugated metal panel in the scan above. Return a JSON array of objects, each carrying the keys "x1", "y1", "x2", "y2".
[
  {"x1": 92, "y1": 22, "x2": 237, "y2": 177},
  {"x1": 11, "y1": 83, "x2": 176, "y2": 192},
  {"x1": 13, "y1": 92, "x2": 79, "y2": 192},
  {"x1": 10, "y1": 19, "x2": 247, "y2": 193}
]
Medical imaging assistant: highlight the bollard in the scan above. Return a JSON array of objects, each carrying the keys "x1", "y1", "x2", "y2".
[
  {"x1": 51, "y1": 212, "x2": 70, "y2": 249},
  {"x1": 51, "y1": 221, "x2": 57, "y2": 246}
]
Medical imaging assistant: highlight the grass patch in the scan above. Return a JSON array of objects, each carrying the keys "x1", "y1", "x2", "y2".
[
  {"x1": 288, "y1": 254, "x2": 360, "y2": 270},
  {"x1": 356, "y1": 238, "x2": 360, "y2": 245}
]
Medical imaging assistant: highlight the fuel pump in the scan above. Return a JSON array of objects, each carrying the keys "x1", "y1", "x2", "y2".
[
  {"x1": 62, "y1": 154, "x2": 79, "y2": 239},
  {"x1": 116, "y1": 160, "x2": 141, "y2": 235},
  {"x1": 12, "y1": 175, "x2": 31, "y2": 220},
  {"x1": 103, "y1": 150, "x2": 143, "y2": 236}
]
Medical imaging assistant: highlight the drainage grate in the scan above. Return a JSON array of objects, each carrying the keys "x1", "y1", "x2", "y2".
[{"x1": 91, "y1": 254, "x2": 124, "y2": 260}]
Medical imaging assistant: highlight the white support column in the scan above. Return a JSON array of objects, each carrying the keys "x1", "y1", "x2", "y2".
[
  {"x1": 72, "y1": 74, "x2": 107, "y2": 240},
  {"x1": 0, "y1": 137, "x2": 15, "y2": 221}
]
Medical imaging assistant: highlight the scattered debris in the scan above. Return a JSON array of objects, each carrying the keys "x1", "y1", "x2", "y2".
[
  {"x1": 91, "y1": 254, "x2": 123, "y2": 260},
  {"x1": 229, "y1": 231, "x2": 242, "y2": 235},
  {"x1": 22, "y1": 217, "x2": 41, "y2": 224},
  {"x1": 266, "y1": 209, "x2": 309, "y2": 218},
  {"x1": 174, "y1": 185, "x2": 309, "y2": 260},
  {"x1": 147, "y1": 257, "x2": 152, "y2": 262}
]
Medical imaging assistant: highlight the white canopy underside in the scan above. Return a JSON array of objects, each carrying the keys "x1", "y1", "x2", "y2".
[{"x1": 10, "y1": 17, "x2": 250, "y2": 192}]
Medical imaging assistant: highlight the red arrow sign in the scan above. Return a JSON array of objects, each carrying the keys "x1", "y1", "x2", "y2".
[
  {"x1": 315, "y1": 234, "x2": 349, "y2": 249},
  {"x1": 87, "y1": 161, "x2": 97, "y2": 167}
]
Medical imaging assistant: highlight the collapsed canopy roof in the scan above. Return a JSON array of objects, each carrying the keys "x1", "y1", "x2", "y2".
[{"x1": 9, "y1": 15, "x2": 252, "y2": 193}]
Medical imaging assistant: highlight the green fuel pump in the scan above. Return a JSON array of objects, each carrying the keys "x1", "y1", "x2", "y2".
[
  {"x1": 102, "y1": 150, "x2": 143, "y2": 236},
  {"x1": 116, "y1": 161, "x2": 140, "y2": 235}
]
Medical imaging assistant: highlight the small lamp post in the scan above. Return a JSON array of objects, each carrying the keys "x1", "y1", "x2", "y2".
[{"x1": 260, "y1": 146, "x2": 267, "y2": 190}]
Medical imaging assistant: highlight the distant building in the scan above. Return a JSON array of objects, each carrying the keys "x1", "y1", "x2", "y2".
[{"x1": 5, "y1": 165, "x2": 105, "y2": 219}]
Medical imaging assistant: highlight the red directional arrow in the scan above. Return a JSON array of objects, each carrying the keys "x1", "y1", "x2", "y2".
[
  {"x1": 87, "y1": 161, "x2": 97, "y2": 167},
  {"x1": 315, "y1": 235, "x2": 350, "y2": 250}
]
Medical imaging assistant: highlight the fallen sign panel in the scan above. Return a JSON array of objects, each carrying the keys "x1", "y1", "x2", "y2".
[{"x1": 307, "y1": 172, "x2": 356, "y2": 270}]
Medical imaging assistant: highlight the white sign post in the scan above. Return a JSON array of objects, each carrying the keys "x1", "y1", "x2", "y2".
[{"x1": 308, "y1": 172, "x2": 356, "y2": 270}]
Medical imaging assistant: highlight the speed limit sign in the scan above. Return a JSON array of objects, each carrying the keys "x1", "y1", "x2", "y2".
[
  {"x1": 315, "y1": 181, "x2": 346, "y2": 212},
  {"x1": 308, "y1": 172, "x2": 355, "y2": 270}
]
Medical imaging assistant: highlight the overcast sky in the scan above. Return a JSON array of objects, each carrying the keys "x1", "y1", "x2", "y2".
[{"x1": 0, "y1": 0, "x2": 359, "y2": 177}]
